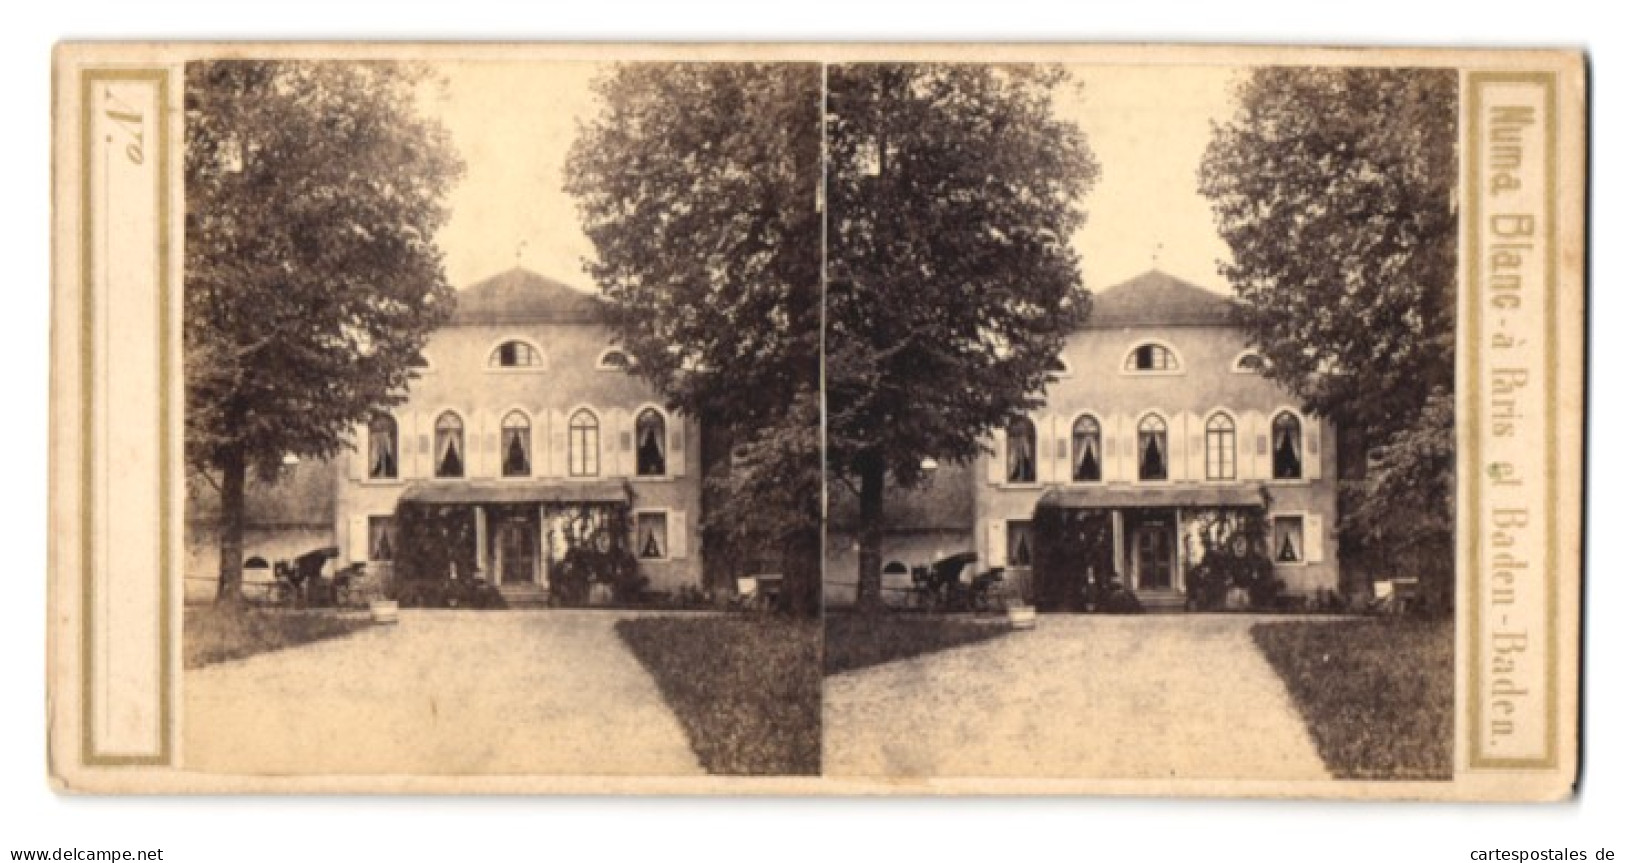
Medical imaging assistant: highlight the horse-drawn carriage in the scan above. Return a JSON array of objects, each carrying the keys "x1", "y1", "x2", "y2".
[
  {"x1": 245, "y1": 546, "x2": 371, "y2": 609},
  {"x1": 904, "y1": 552, "x2": 1007, "y2": 613}
]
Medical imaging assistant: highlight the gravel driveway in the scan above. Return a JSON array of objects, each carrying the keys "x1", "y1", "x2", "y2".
[
  {"x1": 184, "y1": 610, "x2": 703, "y2": 775},
  {"x1": 824, "y1": 614, "x2": 1330, "y2": 780}
]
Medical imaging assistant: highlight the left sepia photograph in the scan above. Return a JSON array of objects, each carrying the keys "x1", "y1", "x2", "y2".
[{"x1": 180, "y1": 59, "x2": 823, "y2": 777}]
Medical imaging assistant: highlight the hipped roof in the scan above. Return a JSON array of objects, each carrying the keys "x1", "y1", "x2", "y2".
[
  {"x1": 1081, "y1": 269, "x2": 1237, "y2": 330},
  {"x1": 450, "y1": 267, "x2": 605, "y2": 326}
]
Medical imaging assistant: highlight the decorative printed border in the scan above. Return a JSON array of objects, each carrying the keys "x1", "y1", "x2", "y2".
[
  {"x1": 79, "y1": 68, "x2": 173, "y2": 766},
  {"x1": 1464, "y1": 71, "x2": 1559, "y2": 771}
]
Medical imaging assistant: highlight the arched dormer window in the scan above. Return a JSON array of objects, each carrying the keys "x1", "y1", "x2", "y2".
[
  {"x1": 597, "y1": 348, "x2": 633, "y2": 371},
  {"x1": 488, "y1": 339, "x2": 543, "y2": 369},
  {"x1": 1006, "y1": 417, "x2": 1037, "y2": 484},
  {"x1": 1233, "y1": 351, "x2": 1266, "y2": 374},
  {"x1": 1205, "y1": 412, "x2": 1237, "y2": 481},
  {"x1": 635, "y1": 408, "x2": 667, "y2": 477},
  {"x1": 367, "y1": 413, "x2": 398, "y2": 480},
  {"x1": 1070, "y1": 414, "x2": 1102, "y2": 483},
  {"x1": 501, "y1": 410, "x2": 531, "y2": 477},
  {"x1": 1272, "y1": 411, "x2": 1304, "y2": 480},
  {"x1": 434, "y1": 412, "x2": 465, "y2": 478},
  {"x1": 1137, "y1": 413, "x2": 1169, "y2": 481},
  {"x1": 568, "y1": 409, "x2": 601, "y2": 477},
  {"x1": 1123, "y1": 341, "x2": 1181, "y2": 373}
]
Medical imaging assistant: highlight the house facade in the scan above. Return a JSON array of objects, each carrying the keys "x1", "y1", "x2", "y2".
[
  {"x1": 335, "y1": 267, "x2": 703, "y2": 603},
  {"x1": 827, "y1": 270, "x2": 1339, "y2": 610}
]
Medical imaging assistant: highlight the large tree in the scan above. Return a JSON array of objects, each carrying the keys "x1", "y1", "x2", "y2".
[
  {"x1": 185, "y1": 60, "x2": 463, "y2": 604},
  {"x1": 1199, "y1": 67, "x2": 1457, "y2": 600},
  {"x1": 564, "y1": 63, "x2": 823, "y2": 616},
  {"x1": 826, "y1": 64, "x2": 1100, "y2": 611}
]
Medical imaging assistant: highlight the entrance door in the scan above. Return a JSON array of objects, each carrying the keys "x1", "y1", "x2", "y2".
[
  {"x1": 1134, "y1": 522, "x2": 1174, "y2": 590},
  {"x1": 494, "y1": 517, "x2": 537, "y2": 586}
]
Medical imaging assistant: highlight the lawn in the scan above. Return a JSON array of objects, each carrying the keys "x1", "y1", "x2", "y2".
[
  {"x1": 615, "y1": 615, "x2": 821, "y2": 775},
  {"x1": 184, "y1": 605, "x2": 372, "y2": 669},
  {"x1": 1251, "y1": 616, "x2": 1454, "y2": 780},
  {"x1": 824, "y1": 612, "x2": 1011, "y2": 675}
]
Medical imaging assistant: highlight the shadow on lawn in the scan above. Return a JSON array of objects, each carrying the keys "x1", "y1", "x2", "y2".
[
  {"x1": 184, "y1": 606, "x2": 372, "y2": 669},
  {"x1": 616, "y1": 615, "x2": 821, "y2": 776},
  {"x1": 1252, "y1": 616, "x2": 1454, "y2": 780},
  {"x1": 824, "y1": 612, "x2": 1012, "y2": 676}
]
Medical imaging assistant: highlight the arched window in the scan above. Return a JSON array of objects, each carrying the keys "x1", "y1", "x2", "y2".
[
  {"x1": 1138, "y1": 413, "x2": 1169, "y2": 481},
  {"x1": 882, "y1": 561, "x2": 909, "y2": 576},
  {"x1": 1071, "y1": 414, "x2": 1102, "y2": 482},
  {"x1": 635, "y1": 409, "x2": 667, "y2": 477},
  {"x1": 367, "y1": 413, "x2": 398, "y2": 480},
  {"x1": 597, "y1": 348, "x2": 632, "y2": 371},
  {"x1": 1205, "y1": 412, "x2": 1237, "y2": 480},
  {"x1": 1124, "y1": 341, "x2": 1180, "y2": 372},
  {"x1": 1006, "y1": 417, "x2": 1036, "y2": 484},
  {"x1": 1272, "y1": 412, "x2": 1304, "y2": 480},
  {"x1": 244, "y1": 556, "x2": 269, "y2": 570},
  {"x1": 501, "y1": 410, "x2": 531, "y2": 477},
  {"x1": 489, "y1": 339, "x2": 542, "y2": 368},
  {"x1": 434, "y1": 412, "x2": 464, "y2": 478},
  {"x1": 568, "y1": 409, "x2": 600, "y2": 477},
  {"x1": 1233, "y1": 351, "x2": 1265, "y2": 373}
]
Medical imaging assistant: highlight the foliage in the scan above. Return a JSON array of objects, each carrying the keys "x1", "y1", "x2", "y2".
[
  {"x1": 1098, "y1": 585, "x2": 1145, "y2": 615},
  {"x1": 185, "y1": 60, "x2": 463, "y2": 602},
  {"x1": 392, "y1": 578, "x2": 508, "y2": 610},
  {"x1": 565, "y1": 63, "x2": 822, "y2": 615},
  {"x1": 183, "y1": 606, "x2": 370, "y2": 669},
  {"x1": 1252, "y1": 618, "x2": 1453, "y2": 779},
  {"x1": 616, "y1": 616, "x2": 821, "y2": 775},
  {"x1": 824, "y1": 612, "x2": 1012, "y2": 675},
  {"x1": 1031, "y1": 507, "x2": 1113, "y2": 611},
  {"x1": 1199, "y1": 68, "x2": 1457, "y2": 597},
  {"x1": 825, "y1": 64, "x2": 1099, "y2": 609},
  {"x1": 392, "y1": 503, "x2": 478, "y2": 584},
  {"x1": 1184, "y1": 499, "x2": 1275, "y2": 611},
  {"x1": 549, "y1": 502, "x2": 645, "y2": 607}
]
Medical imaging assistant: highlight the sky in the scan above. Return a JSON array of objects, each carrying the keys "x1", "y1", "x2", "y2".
[{"x1": 421, "y1": 61, "x2": 1245, "y2": 297}]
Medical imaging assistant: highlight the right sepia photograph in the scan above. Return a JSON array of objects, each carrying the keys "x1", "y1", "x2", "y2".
[{"x1": 822, "y1": 63, "x2": 1457, "y2": 782}]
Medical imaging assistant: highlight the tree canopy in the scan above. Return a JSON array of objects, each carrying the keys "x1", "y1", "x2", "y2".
[
  {"x1": 185, "y1": 60, "x2": 464, "y2": 601},
  {"x1": 1199, "y1": 67, "x2": 1458, "y2": 600},
  {"x1": 825, "y1": 63, "x2": 1099, "y2": 609},
  {"x1": 565, "y1": 63, "x2": 823, "y2": 614}
]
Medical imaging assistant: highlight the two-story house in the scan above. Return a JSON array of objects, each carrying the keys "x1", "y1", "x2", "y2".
[
  {"x1": 826, "y1": 270, "x2": 1339, "y2": 610},
  {"x1": 335, "y1": 267, "x2": 703, "y2": 604}
]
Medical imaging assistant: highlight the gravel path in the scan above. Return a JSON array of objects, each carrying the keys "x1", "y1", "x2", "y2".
[
  {"x1": 184, "y1": 610, "x2": 703, "y2": 776},
  {"x1": 824, "y1": 614, "x2": 1331, "y2": 780}
]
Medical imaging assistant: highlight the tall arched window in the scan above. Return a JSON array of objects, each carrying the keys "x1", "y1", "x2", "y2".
[
  {"x1": 1205, "y1": 413, "x2": 1237, "y2": 480},
  {"x1": 1006, "y1": 417, "x2": 1036, "y2": 484},
  {"x1": 434, "y1": 412, "x2": 464, "y2": 478},
  {"x1": 501, "y1": 410, "x2": 531, "y2": 477},
  {"x1": 635, "y1": 409, "x2": 667, "y2": 477},
  {"x1": 1071, "y1": 414, "x2": 1102, "y2": 482},
  {"x1": 1272, "y1": 412, "x2": 1304, "y2": 479},
  {"x1": 367, "y1": 414, "x2": 397, "y2": 480},
  {"x1": 569, "y1": 409, "x2": 600, "y2": 477},
  {"x1": 1138, "y1": 414, "x2": 1169, "y2": 481}
]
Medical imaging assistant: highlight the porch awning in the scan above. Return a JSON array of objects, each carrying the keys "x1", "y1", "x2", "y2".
[
  {"x1": 1036, "y1": 484, "x2": 1268, "y2": 511},
  {"x1": 398, "y1": 480, "x2": 631, "y2": 506}
]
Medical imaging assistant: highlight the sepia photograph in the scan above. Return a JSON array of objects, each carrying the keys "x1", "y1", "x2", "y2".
[
  {"x1": 179, "y1": 59, "x2": 823, "y2": 777},
  {"x1": 821, "y1": 63, "x2": 1456, "y2": 782}
]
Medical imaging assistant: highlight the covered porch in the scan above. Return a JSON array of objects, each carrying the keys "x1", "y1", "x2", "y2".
[{"x1": 1031, "y1": 485, "x2": 1268, "y2": 612}]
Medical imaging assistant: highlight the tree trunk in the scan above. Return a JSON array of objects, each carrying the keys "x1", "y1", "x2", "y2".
[
  {"x1": 855, "y1": 455, "x2": 886, "y2": 614},
  {"x1": 779, "y1": 522, "x2": 822, "y2": 618},
  {"x1": 215, "y1": 444, "x2": 247, "y2": 606}
]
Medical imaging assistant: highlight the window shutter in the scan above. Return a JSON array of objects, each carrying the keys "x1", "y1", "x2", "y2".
[
  {"x1": 988, "y1": 429, "x2": 1006, "y2": 485},
  {"x1": 1102, "y1": 418, "x2": 1117, "y2": 483},
  {"x1": 550, "y1": 409, "x2": 568, "y2": 477},
  {"x1": 530, "y1": 410, "x2": 545, "y2": 477},
  {"x1": 1053, "y1": 414, "x2": 1070, "y2": 483},
  {"x1": 349, "y1": 425, "x2": 365, "y2": 481},
  {"x1": 619, "y1": 410, "x2": 636, "y2": 477},
  {"x1": 1034, "y1": 413, "x2": 1051, "y2": 483},
  {"x1": 398, "y1": 411, "x2": 414, "y2": 479},
  {"x1": 1116, "y1": 415, "x2": 1133, "y2": 482},
  {"x1": 349, "y1": 515, "x2": 369, "y2": 563},
  {"x1": 416, "y1": 413, "x2": 431, "y2": 479},
  {"x1": 987, "y1": 519, "x2": 1007, "y2": 567},
  {"x1": 668, "y1": 510, "x2": 688, "y2": 559},
  {"x1": 1239, "y1": 412, "x2": 1259, "y2": 480},
  {"x1": 668, "y1": 417, "x2": 687, "y2": 477},
  {"x1": 1168, "y1": 413, "x2": 1185, "y2": 482},
  {"x1": 1305, "y1": 417, "x2": 1322, "y2": 480},
  {"x1": 1188, "y1": 418, "x2": 1203, "y2": 483},
  {"x1": 1305, "y1": 514, "x2": 1324, "y2": 562}
]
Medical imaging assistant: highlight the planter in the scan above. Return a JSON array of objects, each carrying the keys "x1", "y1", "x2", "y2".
[
  {"x1": 369, "y1": 599, "x2": 400, "y2": 625},
  {"x1": 1006, "y1": 605, "x2": 1038, "y2": 630}
]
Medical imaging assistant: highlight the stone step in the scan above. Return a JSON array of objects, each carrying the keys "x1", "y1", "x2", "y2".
[{"x1": 1136, "y1": 590, "x2": 1187, "y2": 612}]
